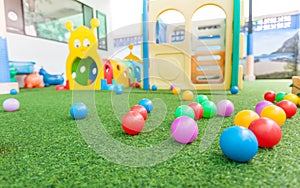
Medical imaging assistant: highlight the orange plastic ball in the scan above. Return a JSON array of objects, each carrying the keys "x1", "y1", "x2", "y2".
[
  {"x1": 172, "y1": 88, "x2": 181, "y2": 95},
  {"x1": 283, "y1": 93, "x2": 298, "y2": 105},
  {"x1": 260, "y1": 105, "x2": 286, "y2": 126},
  {"x1": 182, "y1": 90, "x2": 194, "y2": 101},
  {"x1": 234, "y1": 110, "x2": 259, "y2": 128}
]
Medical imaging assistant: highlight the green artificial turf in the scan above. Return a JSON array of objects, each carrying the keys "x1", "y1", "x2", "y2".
[{"x1": 1, "y1": 79, "x2": 300, "y2": 187}]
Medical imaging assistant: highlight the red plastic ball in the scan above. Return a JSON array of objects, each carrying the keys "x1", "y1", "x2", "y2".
[
  {"x1": 276, "y1": 100, "x2": 297, "y2": 118},
  {"x1": 130, "y1": 105, "x2": 148, "y2": 120},
  {"x1": 264, "y1": 91, "x2": 276, "y2": 103},
  {"x1": 248, "y1": 117, "x2": 282, "y2": 148},
  {"x1": 122, "y1": 111, "x2": 145, "y2": 135},
  {"x1": 188, "y1": 102, "x2": 204, "y2": 120}
]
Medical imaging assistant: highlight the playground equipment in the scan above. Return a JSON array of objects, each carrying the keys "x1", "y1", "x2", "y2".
[
  {"x1": 64, "y1": 0, "x2": 243, "y2": 92},
  {"x1": 24, "y1": 72, "x2": 44, "y2": 88},
  {"x1": 100, "y1": 59, "x2": 129, "y2": 89},
  {"x1": 64, "y1": 17, "x2": 142, "y2": 91},
  {"x1": 39, "y1": 67, "x2": 64, "y2": 87},
  {"x1": 291, "y1": 76, "x2": 300, "y2": 96},
  {"x1": 0, "y1": 0, "x2": 18, "y2": 94},
  {"x1": 65, "y1": 18, "x2": 103, "y2": 90},
  {"x1": 142, "y1": 0, "x2": 243, "y2": 91},
  {"x1": 124, "y1": 44, "x2": 143, "y2": 85}
]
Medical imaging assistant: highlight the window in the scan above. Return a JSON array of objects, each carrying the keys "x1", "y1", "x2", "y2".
[
  {"x1": 5, "y1": 0, "x2": 108, "y2": 50},
  {"x1": 156, "y1": 10, "x2": 185, "y2": 44},
  {"x1": 21, "y1": 0, "x2": 93, "y2": 43},
  {"x1": 96, "y1": 10, "x2": 107, "y2": 50}
]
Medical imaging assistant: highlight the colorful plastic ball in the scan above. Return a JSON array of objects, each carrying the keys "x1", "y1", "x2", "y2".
[
  {"x1": 130, "y1": 105, "x2": 148, "y2": 120},
  {"x1": 276, "y1": 100, "x2": 297, "y2": 118},
  {"x1": 196, "y1": 95, "x2": 209, "y2": 104},
  {"x1": 217, "y1": 100, "x2": 234, "y2": 117},
  {"x1": 260, "y1": 105, "x2": 286, "y2": 126},
  {"x1": 275, "y1": 92, "x2": 287, "y2": 103},
  {"x1": 188, "y1": 102, "x2": 204, "y2": 120},
  {"x1": 234, "y1": 110, "x2": 259, "y2": 128},
  {"x1": 70, "y1": 103, "x2": 88, "y2": 120},
  {"x1": 283, "y1": 93, "x2": 298, "y2": 105},
  {"x1": 171, "y1": 116, "x2": 198, "y2": 144},
  {"x1": 2, "y1": 98, "x2": 20, "y2": 112},
  {"x1": 182, "y1": 90, "x2": 194, "y2": 101},
  {"x1": 230, "y1": 86, "x2": 239, "y2": 94},
  {"x1": 255, "y1": 101, "x2": 273, "y2": 115},
  {"x1": 174, "y1": 105, "x2": 195, "y2": 119},
  {"x1": 151, "y1": 85, "x2": 158, "y2": 91},
  {"x1": 264, "y1": 91, "x2": 276, "y2": 103},
  {"x1": 170, "y1": 84, "x2": 175, "y2": 90},
  {"x1": 201, "y1": 100, "x2": 217, "y2": 118},
  {"x1": 122, "y1": 111, "x2": 145, "y2": 135},
  {"x1": 10, "y1": 89, "x2": 18, "y2": 95},
  {"x1": 138, "y1": 98, "x2": 153, "y2": 113},
  {"x1": 248, "y1": 118, "x2": 282, "y2": 148},
  {"x1": 115, "y1": 86, "x2": 123, "y2": 95},
  {"x1": 172, "y1": 87, "x2": 181, "y2": 95},
  {"x1": 220, "y1": 126, "x2": 258, "y2": 162}
]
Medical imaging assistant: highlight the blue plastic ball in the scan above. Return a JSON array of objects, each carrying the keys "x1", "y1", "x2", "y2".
[
  {"x1": 220, "y1": 126, "x2": 258, "y2": 162},
  {"x1": 230, "y1": 86, "x2": 239, "y2": 94},
  {"x1": 138, "y1": 98, "x2": 153, "y2": 113},
  {"x1": 70, "y1": 103, "x2": 88, "y2": 120},
  {"x1": 152, "y1": 85, "x2": 157, "y2": 91},
  {"x1": 10, "y1": 89, "x2": 18, "y2": 95},
  {"x1": 115, "y1": 87, "x2": 123, "y2": 95}
]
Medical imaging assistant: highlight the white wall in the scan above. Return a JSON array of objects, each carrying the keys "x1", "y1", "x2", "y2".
[{"x1": 7, "y1": 0, "x2": 112, "y2": 76}]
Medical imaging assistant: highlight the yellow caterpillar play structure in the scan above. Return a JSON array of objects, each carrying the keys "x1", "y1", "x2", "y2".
[{"x1": 65, "y1": 19, "x2": 142, "y2": 90}]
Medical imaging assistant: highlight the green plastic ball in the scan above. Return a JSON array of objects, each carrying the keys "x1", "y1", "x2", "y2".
[
  {"x1": 275, "y1": 92, "x2": 287, "y2": 103},
  {"x1": 201, "y1": 100, "x2": 217, "y2": 118},
  {"x1": 196, "y1": 95, "x2": 209, "y2": 104},
  {"x1": 174, "y1": 105, "x2": 195, "y2": 119}
]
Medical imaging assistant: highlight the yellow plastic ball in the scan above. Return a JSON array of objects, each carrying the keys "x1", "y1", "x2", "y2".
[
  {"x1": 260, "y1": 105, "x2": 286, "y2": 126},
  {"x1": 234, "y1": 110, "x2": 259, "y2": 128},
  {"x1": 182, "y1": 90, "x2": 194, "y2": 101},
  {"x1": 284, "y1": 93, "x2": 298, "y2": 105},
  {"x1": 172, "y1": 88, "x2": 181, "y2": 95}
]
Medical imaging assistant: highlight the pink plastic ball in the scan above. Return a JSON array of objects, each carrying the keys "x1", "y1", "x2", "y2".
[
  {"x1": 217, "y1": 100, "x2": 234, "y2": 117},
  {"x1": 255, "y1": 101, "x2": 273, "y2": 115},
  {"x1": 171, "y1": 116, "x2": 198, "y2": 144},
  {"x1": 3, "y1": 98, "x2": 20, "y2": 112}
]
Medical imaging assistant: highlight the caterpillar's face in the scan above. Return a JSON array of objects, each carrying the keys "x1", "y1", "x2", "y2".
[{"x1": 68, "y1": 26, "x2": 97, "y2": 59}]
